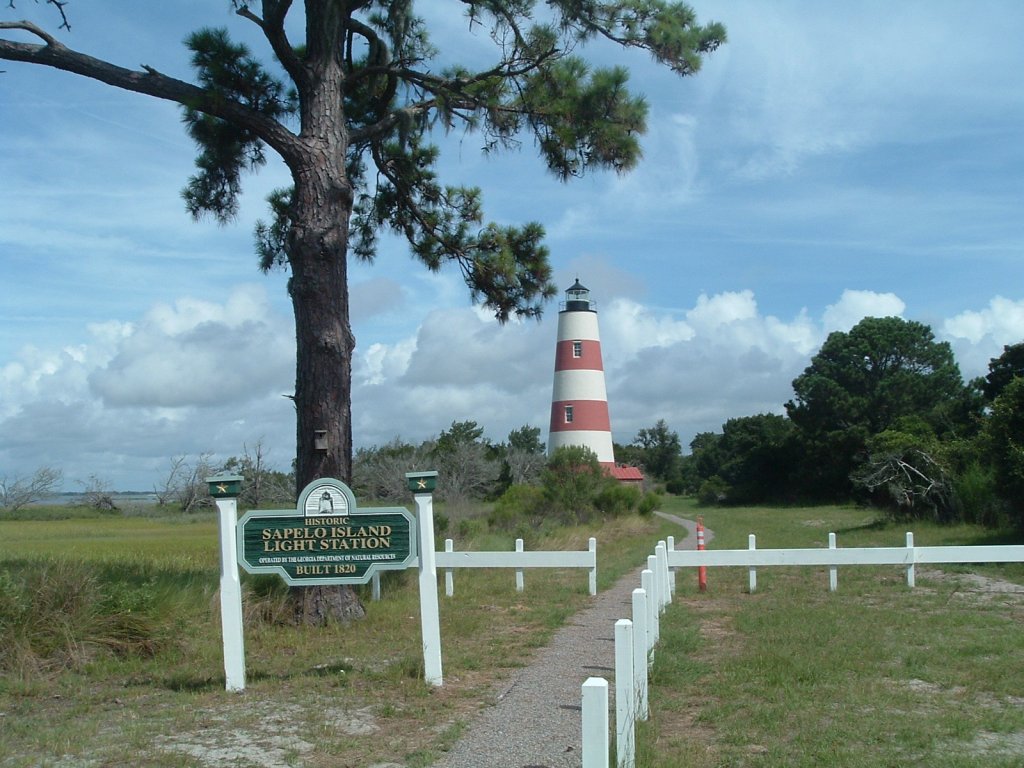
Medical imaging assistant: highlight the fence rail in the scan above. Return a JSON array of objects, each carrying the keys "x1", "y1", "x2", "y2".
[
  {"x1": 667, "y1": 543, "x2": 1024, "y2": 568},
  {"x1": 667, "y1": 532, "x2": 1024, "y2": 593},
  {"x1": 437, "y1": 537, "x2": 598, "y2": 596}
]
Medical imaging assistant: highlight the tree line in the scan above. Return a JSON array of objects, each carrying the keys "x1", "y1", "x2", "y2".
[{"x1": 624, "y1": 317, "x2": 1023, "y2": 527}]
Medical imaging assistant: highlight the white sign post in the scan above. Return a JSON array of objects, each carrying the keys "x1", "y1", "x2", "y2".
[
  {"x1": 208, "y1": 474, "x2": 246, "y2": 692},
  {"x1": 407, "y1": 471, "x2": 443, "y2": 686}
]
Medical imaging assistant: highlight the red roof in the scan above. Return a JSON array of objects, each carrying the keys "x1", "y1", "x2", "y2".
[{"x1": 607, "y1": 465, "x2": 644, "y2": 482}]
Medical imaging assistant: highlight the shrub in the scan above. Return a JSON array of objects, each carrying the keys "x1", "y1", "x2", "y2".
[
  {"x1": 953, "y1": 462, "x2": 1006, "y2": 528},
  {"x1": 665, "y1": 477, "x2": 687, "y2": 495},
  {"x1": 489, "y1": 484, "x2": 546, "y2": 530},
  {"x1": 1, "y1": 560, "x2": 161, "y2": 675},
  {"x1": 594, "y1": 483, "x2": 641, "y2": 517},
  {"x1": 541, "y1": 446, "x2": 606, "y2": 523},
  {"x1": 697, "y1": 476, "x2": 729, "y2": 506},
  {"x1": 638, "y1": 491, "x2": 661, "y2": 517}
]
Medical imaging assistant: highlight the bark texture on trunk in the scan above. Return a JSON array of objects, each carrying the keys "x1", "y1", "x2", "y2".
[
  {"x1": 290, "y1": 222, "x2": 354, "y2": 489},
  {"x1": 290, "y1": 582, "x2": 365, "y2": 624},
  {"x1": 285, "y1": 5, "x2": 365, "y2": 624}
]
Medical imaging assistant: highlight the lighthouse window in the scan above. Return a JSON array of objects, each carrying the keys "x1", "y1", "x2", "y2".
[
  {"x1": 572, "y1": 341, "x2": 582, "y2": 358},
  {"x1": 564, "y1": 405, "x2": 574, "y2": 423}
]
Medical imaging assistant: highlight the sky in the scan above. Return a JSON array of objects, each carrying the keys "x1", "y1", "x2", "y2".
[{"x1": 2, "y1": 1, "x2": 1023, "y2": 491}]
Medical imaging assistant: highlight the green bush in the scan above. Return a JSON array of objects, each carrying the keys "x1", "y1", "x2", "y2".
[
  {"x1": 0, "y1": 560, "x2": 178, "y2": 675},
  {"x1": 541, "y1": 446, "x2": 607, "y2": 523},
  {"x1": 953, "y1": 462, "x2": 1006, "y2": 527},
  {"x1": 638, "y1": 491, "x2": 661, "y2": 517},
  {"x1": 664, "y1": 477, "x2": 687, "y2": 495},
  {"x1": 488, "y1": 484, "x2": 546, "y2": 530},
  {"x1": 593, "y1": 483, "x2": 641, "y2": 517},
  {"x1": 697, "y1": 476, "x2": 729, "y2": 506}
]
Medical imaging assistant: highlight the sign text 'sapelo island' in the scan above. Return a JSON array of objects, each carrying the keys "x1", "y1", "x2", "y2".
[{"x1": 236, "y1": 478, "x2": 417, "y2": 585}]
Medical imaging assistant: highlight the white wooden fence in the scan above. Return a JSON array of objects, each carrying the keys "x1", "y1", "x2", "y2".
[
  {"x1": 436, "y1": 536, "x2": 598, "y2": 596},
  {"x1": 665, "y1": 532, "x2": 1024, "y2": 593},
  {"x1": 582, "y1": 531, "x2": 1024, "y2": 768}
]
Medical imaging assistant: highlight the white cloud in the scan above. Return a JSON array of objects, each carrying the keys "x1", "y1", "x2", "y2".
[
  {"x1": 943, "y1": 297, "x2": 1024, "y2": 346},
  {"x1": 603, "y1": 290, "x2": 821, "y2": 444},
  {"x1": 350, "y1": 277, "x2": 407, "y2": 323},
  {"x1": 358, "y1": 338, "x2": 416, "y2": 387},
  {"x1": 687, "y1": 290, "x2": 758, "y2": 327},
  {"x1": 88, "y1": 285, "x2": 293, "y2": 408},
  {"x1": 942, "y1": 296, "x2": 1024, "y2": 378},
  {"x1": 351, "y1": 305, "x2": 553, "y2": 447},
  {"x1": 822, "y1": 290, "x2": 905, "y2": 333},
  {"x1": 603, "y1": 299, "x2": 695, "y2": 357},
  {"x1": 607, "y1": 113, "x2": 703, "y2": 206},
  {"x1": 0, "y1": 285, "x2": 297, "y2": 489}
]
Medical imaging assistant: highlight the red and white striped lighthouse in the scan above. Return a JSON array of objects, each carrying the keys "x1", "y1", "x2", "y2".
[{"x1": 548, "y1": 279, "x2": 616, "y2": 466}]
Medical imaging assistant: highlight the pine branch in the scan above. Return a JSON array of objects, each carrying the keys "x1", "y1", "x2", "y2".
[
  {"x1": 5, "y1": 0, "x2": 69, "y2": 31},
  {"x1": 234, "y1": 0, "x2": 304, "y2": 86},
  {"x1": 0, "y1": 19, "x2": 61, "y2": 46}
]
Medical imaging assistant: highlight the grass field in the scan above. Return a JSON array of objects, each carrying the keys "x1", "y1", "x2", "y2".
[
  {"x1": 638, "y1": 499, "x2": 1024, "y2": 768},
  {"x1": 2, "y1": 500, "x2": 1022, "y2": 767}
]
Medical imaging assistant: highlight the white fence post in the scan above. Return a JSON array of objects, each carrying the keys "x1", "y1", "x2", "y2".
[
  {"x1": 615, "y1": 619, "x2": 635, "y2": 768},
  {"x1": 631, "y1": 588, "x2": 649, "y2": 720},
  {"x1": 515, "y1": 538, "x2": 525, "y2": 592},
  {"x1": 589, "y1": 537, "x2": 598, "y2": 595},
  {"x1": 828, "y1": 532, "x2": 838, "y2": 592},
  {"x1": 656, "y1": 541, "x2": 669, "y2": 612},
  {"x1": 748, "y1": 534, "x2": 757, "y2": 594},
  {"x1": 412, "y1": 487, "x2": 443, "y2": 687},
  {"x1": 647, "y1": 554, "x2": 661, "y2": 615},
  {"x1": 214, "y1": 494, "x2": 245, "y2": 692},
  {"x1": 906, "y1": 532, "x2": 915, "y2": 588},
  {"x1": 642, "y1": 568, "x2": 658, "y2": 650},
  {"x1": 371, "y1": 572, "x2": 381, "y2": 601},
  {"x1": 666, "y1": 536, "x2": 677, "y2": 596},
  {"x1": 582, "y1": 677, "x2": 610, "y2": 768},
  {"x1": 444, "y1": 538, "x2": 454, "y2": 597}
]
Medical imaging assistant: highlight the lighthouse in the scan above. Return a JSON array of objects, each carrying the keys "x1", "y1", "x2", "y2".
[{"x1": 548, "y1": 279, "x2": 616, "y2": 466}]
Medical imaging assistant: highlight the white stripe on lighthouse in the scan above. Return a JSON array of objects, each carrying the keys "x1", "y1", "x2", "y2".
[
  {"x1": 549, "y1": 430, "x2": 616, "y2": 464},
  {"x1": 556, "y1": 312, "x2": 601, "y2": 342},
  {"x1": 551, "y1": 370, "x2": 608, "y2": 402}
]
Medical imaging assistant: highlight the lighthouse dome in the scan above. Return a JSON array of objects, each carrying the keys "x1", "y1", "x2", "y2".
[{"x1": 563, "y1": 279, "x2": 595, "y2": 312}]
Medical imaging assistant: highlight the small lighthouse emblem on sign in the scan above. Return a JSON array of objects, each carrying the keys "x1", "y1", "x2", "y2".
[{"x1": 547, "y1": 279, "x2": 616, "y2": 466}]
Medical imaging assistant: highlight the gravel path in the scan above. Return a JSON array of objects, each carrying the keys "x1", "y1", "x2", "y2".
[{"x1": 429, "y1": 512, "x2": 708, "y2": 768}]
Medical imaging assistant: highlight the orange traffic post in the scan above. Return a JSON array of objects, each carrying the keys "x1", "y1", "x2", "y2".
[{"x1": 696, "y1": 516, "x2": 707, "y2": 592}]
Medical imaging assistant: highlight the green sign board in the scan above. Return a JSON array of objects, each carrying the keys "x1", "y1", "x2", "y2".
[{"x1": 237, "y1": 478, "x2": 417, "y2": 586}]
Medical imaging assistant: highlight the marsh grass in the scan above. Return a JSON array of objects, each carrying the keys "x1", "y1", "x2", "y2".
[
  {"x1": 0, "y1": 507, "x2": 674, "y2": 767},
  {"x1": 638, "y1": 498, "x2": 1024, "y2": 767}
]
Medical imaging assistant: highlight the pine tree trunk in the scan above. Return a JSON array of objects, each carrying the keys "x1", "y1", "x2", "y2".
[
  {"x1": 284, "y1": 29, "x2": 366, "y2": 622},
  {"x1": 287, "y1": 230, "x2": 366, "y2": 624}
]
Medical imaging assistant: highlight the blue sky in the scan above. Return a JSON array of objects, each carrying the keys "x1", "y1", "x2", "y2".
[{"x1": 2, "y1": 1, "x2": 1023, "y2": 490}]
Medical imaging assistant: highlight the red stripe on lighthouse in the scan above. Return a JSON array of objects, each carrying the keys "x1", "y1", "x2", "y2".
[
  {"x1": 549, "y1": 400, "x2": 611, "y2": 433},
  {"x1": 554, "y1": 340, "x2": 604, "y2": 371}
]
